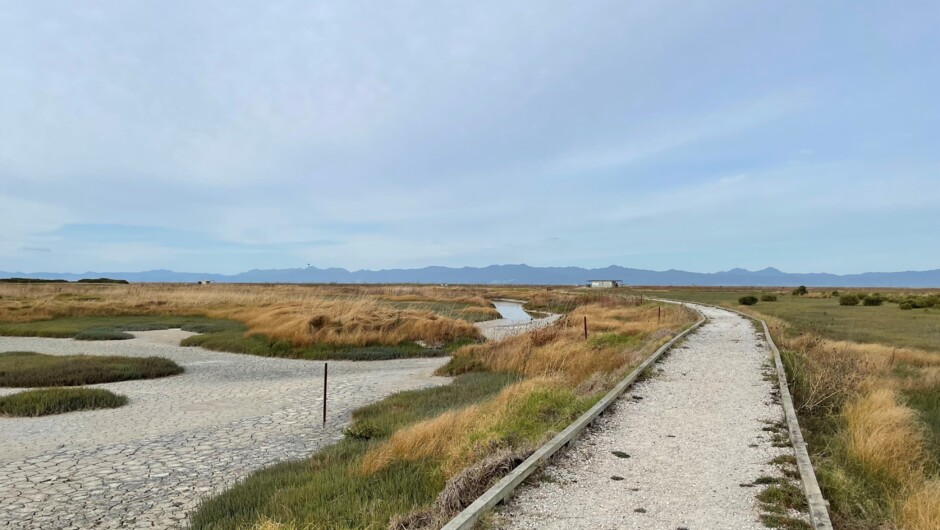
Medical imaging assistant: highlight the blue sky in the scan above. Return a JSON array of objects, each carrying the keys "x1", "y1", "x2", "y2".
[{"x1": 1, "y1": 1, "x2": 938, "y2": 274}]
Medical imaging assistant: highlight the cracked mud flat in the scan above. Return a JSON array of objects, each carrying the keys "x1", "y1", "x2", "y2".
[
  {"x1": 495, "y1": 304, "x2": 802, "y2": 530},
  {"x1": 0, "y1": 330, "x2": 449, "y2": 529}
]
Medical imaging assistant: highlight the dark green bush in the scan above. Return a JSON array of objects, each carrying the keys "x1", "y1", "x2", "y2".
[
  {"x1": 862, "y1": 296, "x2": 884, "y2": 306},
  {"x1": 839, "y1": 295, "x2": 860, "y2": 306},
  {"x1": 739, "y1": 296, "x2": 759, "y2": 306},
  {"x1": 900, "y1": 302, "x2": 914, "y2": 310},
  {"x1": 792, "y1": 286, "x2": 808, "y2": 296},
  {"x1": 760, "y1": 294, "x2": 778, "y2": 302}
]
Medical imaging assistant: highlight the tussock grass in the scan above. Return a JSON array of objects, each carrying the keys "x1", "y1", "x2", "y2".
[
  {"x1": 360, "y1": 377, "x2": 594, "y2": 476},
  {"x1": 843, "y1": 389, "x2": 928, "y2": 486},
  {"x1": 0, "y1": 387, "x2": 127, "y2": 416},
  {"x1": 0, "y1": 351, "x2": 182, "y2": 387}
]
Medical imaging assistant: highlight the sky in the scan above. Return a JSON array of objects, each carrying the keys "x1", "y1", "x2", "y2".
[{"x1": 1, "y1": 1, "x2": 938, "y2": 275}]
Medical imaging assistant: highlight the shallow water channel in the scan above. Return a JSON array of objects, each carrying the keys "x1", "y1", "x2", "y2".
[{"x1": 491, "y1": 300, "x2": 533, "y2": 322}]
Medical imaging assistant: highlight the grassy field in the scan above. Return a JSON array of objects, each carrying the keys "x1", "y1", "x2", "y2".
[
  {"x1": 638, "y1": 287, "x2": 940, "y2": 352},
  {"x1": 0, "y1": 283, "x2": 498, "y2": 360},
  {"x1": 190, "y1": 290, "x2": 698, "y2": 529},
  {"x1": 0, "y1": 387, "x2": 127, "y2": 416},
  {"x1": 0, "y1": 351, "x2": 183, "y2": 387},
  {"x1": 641, "y1": 286, "x2": 940, "y2": 530}
]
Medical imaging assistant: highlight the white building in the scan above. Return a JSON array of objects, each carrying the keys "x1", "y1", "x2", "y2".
[{"x1": 588, "y1": 279, "x2": 621, "y2": 288}]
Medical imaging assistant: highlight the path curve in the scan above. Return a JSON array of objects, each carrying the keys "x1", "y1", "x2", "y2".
[
  {"x1": 0, "y1": 330, "x2": 448, "y2": 529},
  {"x1": 493, "y1": 304, "x2": 804, "y2": 529}
]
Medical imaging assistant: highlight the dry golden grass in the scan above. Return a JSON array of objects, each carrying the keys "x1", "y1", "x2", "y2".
[
  {"x1": 763, "y1": 315, "x2": 940, "y2": 529},
  {"x1": 447, "y1": 302, "x2": 696, "y2": 385},
  {"x1": 899, "y1": 479, "x2": 940, "y2": 530},
  {"x1": 214, "y1": 299, "x2": 478, "y2": 347},
  {"x1": 0, "y1": 283, "x2": 491, "y2": 347},
  {"x1": 843, "y1": 388, "x2": 927, "y2": 485},
  {"x1": 360, "y1": 377, "x2": 560, "y2": 476}
]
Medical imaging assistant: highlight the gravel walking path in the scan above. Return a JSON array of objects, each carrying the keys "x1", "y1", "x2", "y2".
[
  {"x1": 0, "y1": 331, "x2": 449, "y2": 529},
  {"x1": 494, "y1": 304, "x2": 796, "y2": 530}
]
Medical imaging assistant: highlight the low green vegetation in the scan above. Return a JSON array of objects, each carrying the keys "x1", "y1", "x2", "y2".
[
  {"x1": 183, "y1": 331, "x2": 474, "y2": 361},
  {"x1": 0, "y1": 315, "x2": 240, "y2": 339},
  {"x1": 0, "y1": 315, "x2": 472, "y2": 360},
  {"x1": 0, "y1": 387, "x2": 127, "y2": 417},
  {"x1": 0, "y1": 351, "x2": 183, "y2": 387},
  {"x1": 189, "y1": 372, "x2": 520, "y2": 530},
  {"x1": 761, "y1": 294, "x2": 778, "y2": 302},
  {"x1": 587, "y1": 332, "x2": 642, "y2": 350}
]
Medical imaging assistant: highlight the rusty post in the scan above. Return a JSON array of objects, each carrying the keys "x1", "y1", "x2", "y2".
[
  {"x1": 323, "y1": 362, "x2": 328, "y2": 426},
  {"x1": 583, "y1": 316, "x2": 588, "y2": 339},
  {"x1": 657, "y1": 306, "x2": 661, "y2": 324}
]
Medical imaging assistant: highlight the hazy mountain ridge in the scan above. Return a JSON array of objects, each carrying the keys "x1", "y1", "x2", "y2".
[{"x1": 3, "y1": 265, "x2": 940, "y2": 287}]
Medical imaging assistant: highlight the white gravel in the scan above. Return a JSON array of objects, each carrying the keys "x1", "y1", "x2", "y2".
[
  {"x1": 495, "y1": 304, "x2": 792, "y2": 530},
  {"x1": 0, "y1": 330, "x2": 449, "y2": 529}
]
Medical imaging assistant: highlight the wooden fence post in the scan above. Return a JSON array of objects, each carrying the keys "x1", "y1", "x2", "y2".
[{"x1": 323, "y1": 362, "x2": 328, "y2": 426}]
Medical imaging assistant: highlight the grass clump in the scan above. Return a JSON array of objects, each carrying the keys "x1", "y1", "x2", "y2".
[
  {"x1": 0, "y1": 387, "x2": 127, "y2": 416},
  {"x1": 0, "y1": 351, "x2": 183, "y2": 387},
  {"x1": 761, "y1": 294, "x2": 779, "y2": 302}
]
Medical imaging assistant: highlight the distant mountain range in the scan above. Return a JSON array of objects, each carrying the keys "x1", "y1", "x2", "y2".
[{"x1": 3, "y1": 265, "x2": 939, "y2": 287}]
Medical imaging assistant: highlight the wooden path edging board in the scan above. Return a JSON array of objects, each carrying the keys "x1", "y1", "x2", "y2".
[{"x1": 440, "y1": 302, "x2": 706, "y2": 530}]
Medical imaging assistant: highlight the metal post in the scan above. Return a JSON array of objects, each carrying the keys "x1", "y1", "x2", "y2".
[
  {"x1": 323, "y1": 362, "x2": 328, "y2": 426},
  {"x1": 583, "y1": 316, "x2": 588, "y2": 339},
  {"x1": 657, "y1": 306, "x2": 661, "y2": 324}
]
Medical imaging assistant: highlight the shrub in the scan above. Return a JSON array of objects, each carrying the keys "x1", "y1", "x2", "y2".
[
  {"x1": 900, "y1": 302, "x2": 914, "y2": 310},
  {"x1": 831, "y1": 291, "x2": 840, "y2": 297},
  {"x1": 739, "y1": 296, "x2": 759, "y2": 306},
  {"x1": 793, "y1": 286, "x2": 808, "y2": 296},
  {"x1": 863, "y1": 296, "x2": 884, "y2": 307},
  {"x1": 760, "y1": 294, "x2": 778, "y2": 302},
  {"x1": 0, "y1": 387, "x2": 127, "y2": 416},
  {"x1": 839, "y1": 295, "x2": 860, "y2": 306}
]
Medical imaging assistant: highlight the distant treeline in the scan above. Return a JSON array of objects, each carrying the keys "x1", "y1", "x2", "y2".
[{"x1": 1, "y1": 278, "x2": 129, "y2": 284}]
